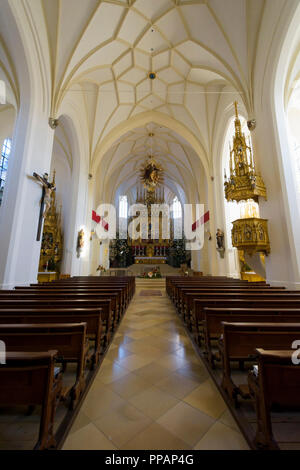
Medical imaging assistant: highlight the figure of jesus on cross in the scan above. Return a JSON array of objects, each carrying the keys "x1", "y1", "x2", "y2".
[{"x1": 33, "y1": 172, "x2": 56, "y2": 241}]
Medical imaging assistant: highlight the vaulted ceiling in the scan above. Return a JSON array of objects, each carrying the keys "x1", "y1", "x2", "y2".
[
  {"x1": 41, "y1": 0, "x2": 268, "y2": 167},
  {"x1": 95, "y1": 122, "x2": 206, "y2": 204},
  {"x1": 1, "y1": 0, "x2": 294, "y2": 204}
]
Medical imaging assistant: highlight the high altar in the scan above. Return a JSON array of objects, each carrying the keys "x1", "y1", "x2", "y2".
[{"x1": 129, "y1": 165, "x2": 171, "y2": 265}]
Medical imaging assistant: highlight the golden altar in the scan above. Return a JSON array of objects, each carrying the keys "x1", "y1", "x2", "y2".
[
  {"x1": 128, "y1": 183, "x2": 171, "y2": 266},
  {"x1": 37, "y1": 272, "x2": 59, "y2": 283},
  {"x1": 134, "y1": 256, "x2": 167, "y2": 265}
]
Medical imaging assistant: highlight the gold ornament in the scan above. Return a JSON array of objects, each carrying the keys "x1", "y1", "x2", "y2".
[
  {"x1": 231, "y1": 217, "x2": 270, "y2": 256},
  {"x1": 140, "y1": 156, "x2": 163, "y2": 193},
  {"x1": 224, "y1": 102, "x2": 266, "y2": 203}
]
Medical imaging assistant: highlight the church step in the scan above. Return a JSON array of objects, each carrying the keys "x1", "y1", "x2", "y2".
[{"x1": 136, "y1": 278, "x2": 166, "y2": 288}]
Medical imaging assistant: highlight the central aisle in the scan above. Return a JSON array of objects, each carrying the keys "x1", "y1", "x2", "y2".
[{"x1": 63, "y1": 282, "x2": 249, "y2": 450}]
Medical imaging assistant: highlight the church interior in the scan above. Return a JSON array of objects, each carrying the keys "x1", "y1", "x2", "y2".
[{"x1": 0, "y1": 0, "x2": 300, "y2": 452}]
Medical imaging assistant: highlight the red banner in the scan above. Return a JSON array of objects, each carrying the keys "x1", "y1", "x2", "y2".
[
  {"x1": 92, "y1": 209, "x2": 209, "y2": 233},
  {"x1": 92, "y1": 210, "x2": 109, "y2": 231},
  {"x1": 192, "y1": 211, "x2": 210, "y2": 232}
]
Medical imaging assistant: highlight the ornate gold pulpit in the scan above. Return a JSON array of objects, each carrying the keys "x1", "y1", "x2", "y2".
[{"x1": 224, "y1": 102, "x2": 270, "y2": 258}]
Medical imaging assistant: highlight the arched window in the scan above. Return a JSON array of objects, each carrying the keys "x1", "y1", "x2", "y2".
[
  {"x1": 171, "y1": 197, "x2": 182, "y2": 219},
  {"x1": 119, "y1": 195, "x2": 128, "y2": 219},
  {"x1": 0, "y1": 138, "x2": 12, "y2": 206}
]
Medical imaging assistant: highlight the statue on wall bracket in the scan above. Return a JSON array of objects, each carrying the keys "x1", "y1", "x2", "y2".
[
  {"x1": 77, "y1": 229, "x2": 85, "y2": 258},
  {"x1": 216, "y1": 228, "x2": 225, "y2": 259}
]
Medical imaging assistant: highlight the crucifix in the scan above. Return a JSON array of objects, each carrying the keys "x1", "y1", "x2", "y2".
[{"x1": 33, "y1": 172, "x2": 56, "y2": 241}]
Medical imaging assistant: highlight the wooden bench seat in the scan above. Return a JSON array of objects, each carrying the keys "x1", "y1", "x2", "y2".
[
  {"x1": 218, "y1": 322, "x2": 300, "y2": 406},
  {"x1": 166, "y1": 276, "x2": 266, "y2": 297},
  {"x1": 248, "y1": 349, "x2": 300, "y2": 450},
  {"x1": 33, "y1": 277, "x2": 135, "y2": 304},
  {"x1": 167, "y1": 279, "x2": 263, "y2": 300},
  {"x1": 193, "y1": 298, "x2": 300, "y2": 340},
  {"x1": 12, "y1": 288, "x2": 124, "y2": 325},
  {"x1": 48, "y1": 276, "x2": 135, "y2": 299},
  {"x1": 174, "y1": 285, "x2": 283, "y2": 309},
  {"x1": 0, "y1": 308, "x2": 103, "y2": 365},
  {"x1": 202, "y1": 308, "x2": 300, "y2": 367},
  {"x1": 0, "y1": 351, "x2": 62, "y2": 450},
  {"x1": 170, "y1": 281, "x2": 275, "y2": 303},
  {"x1": 26, "y1": 285, "x2": 128, "y2": 311},
  {"x1": 178, "y1": 288, "x2": 287, "y2": 319},
  {"x1": 0, "y1": 297, "x2": 113, "y2": 344},
  {"x1": 0, "y1": 323, "x2": 87, "y2": 409}
]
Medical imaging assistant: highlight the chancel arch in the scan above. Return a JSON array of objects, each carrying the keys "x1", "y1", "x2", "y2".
[{"x1": 89, "y1": 119, "x2": 215, "y2": 274}]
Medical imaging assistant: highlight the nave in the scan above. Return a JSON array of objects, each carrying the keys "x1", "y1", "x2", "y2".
[
  {"x1": 1, "y1": 0, "x2": 300, "y2": 454},
  {"x1": 63, "y1": 281, "x2": 248, "y2": 450}
]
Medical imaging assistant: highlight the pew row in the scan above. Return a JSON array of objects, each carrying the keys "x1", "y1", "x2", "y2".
[
  {"x1": 0, "y1": 351, "x2": 62, "y2": 450},
  {"x1": 0, "y1": 323, "x2": 87, "y2": 409},
  {"x1": 218, "y1": 322, "x2": 300, "y2": 406},
  {"x1": 248, "y1": 349, "x2": 300, "y2": 450}
]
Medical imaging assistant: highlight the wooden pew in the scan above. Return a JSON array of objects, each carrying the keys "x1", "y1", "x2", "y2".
[
  {"x1": 193, "y1": 298, "x2": 300, "y2": 341},
  {"x1": 166, "y1": 276, "x2": 266, "y2": 297},
  {"x1": 178, "y1": 288, "x2": 286, "y2": 320},
  {"x1": 0, "y1": 298, "x2": 113, "y2": 345},
  {"x1": 167, "y1": 277, "x2": 260, "y2": 300},
  {"x1": 248, "y1": 349, "x2": 300, "y2": 450},
  {"x1": 48, "y1": 276, "x2": 136, "y2": 300},
  {"x1": 0, "y1": 291, "x2": 119, "y2": 328},
  {"x1": 0, "y1": 323, "x2": 87, "y2": 409},
  {"x1": 38, "y1": 280, "x2": 132, "y2": 304},
  {"x1": 27, "y1": 278, "x2": 132, "y2": 312},
  {"x1": 185, "y1": 291, "x2": 300, "y2": 325},
  {"x1": 170, "y1": 281, "x2": 273, "y2": 306},
  {"x1": 12, "y1": 288, "x2": 124, "y2": 325},
  {"x1": 26, "y1": 284, "x2": 128, "y2": 312},
  {"x1": 167, "y1": 278, "x2": 269, "y2": 305},
  {"x1": 218, "y1": 322, "x2": 300, "y2": 405},
  {"x1": 202, "y1": 308, "x2": 300, "y2": 367},
  {"x1": 0, "y1": 351, "x2": 62, "y2": 450},
  {"x1": 0, "y1": 308, "x2": 103, "y2": 366},
  {"x1": 174, "y1": 285, "x2": 282, "y2": 311}
]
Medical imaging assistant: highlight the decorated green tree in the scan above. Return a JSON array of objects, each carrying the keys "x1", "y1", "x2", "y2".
[
  {"x1": 110, "y1": 234, "x2": 133, "y2": 268},
  {"x1": 167, "y1": 236, "x2": 191, "y2": 268}
]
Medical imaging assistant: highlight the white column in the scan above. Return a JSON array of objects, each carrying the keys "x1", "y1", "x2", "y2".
[
  {"x1": 250, "y1": 108, "x2": 300, "y2": 288},
  {"x1": 191, "y1": 250, "x2": 201, "y2": 273},
  {"x1": 0, "y1": 104, "x2": 54, "y2": 288}
]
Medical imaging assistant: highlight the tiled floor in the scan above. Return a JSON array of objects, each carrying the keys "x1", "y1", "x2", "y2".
[{"x1": 63, "y1": 283, "x2": 249, "y2": 450}]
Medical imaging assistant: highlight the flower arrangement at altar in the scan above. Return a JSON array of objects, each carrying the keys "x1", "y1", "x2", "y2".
[
  {"x1": 139, "y1": 267, "x2": 162, "y2": 279},
  {"x1": 96, "y1": 265, "x2": 107, "y2": 275}
]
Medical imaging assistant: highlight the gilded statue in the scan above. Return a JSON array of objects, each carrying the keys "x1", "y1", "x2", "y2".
[
  {"x1": 77, "y1": 229, "x2": 85, "y2": 258},
  {"x1": 216, "y1": 229, "x2": 225, "y2": 250},
  {"x1": 140, "y1": 156, "x2": 163, "y2": 192}
]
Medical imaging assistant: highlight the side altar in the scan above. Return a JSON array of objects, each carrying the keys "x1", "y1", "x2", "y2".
[{"x1": 37, "y1": 171, "x2": 63, "y2": 282}]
